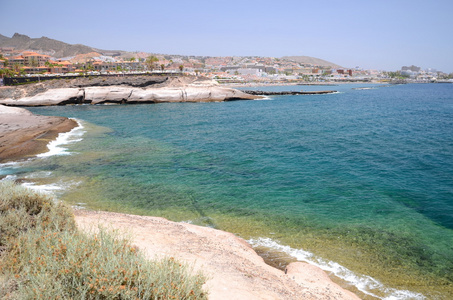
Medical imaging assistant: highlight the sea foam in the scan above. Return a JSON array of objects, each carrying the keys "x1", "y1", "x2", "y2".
[
  {"x1": 248, "y1": 237, "x2": 425, "y2": 300},
  {"x1": 37, "y1": 119, "x2": 85, "y2": 158},
  {"x1": 21, "y1": 182, "x2": 64, "y2": 193},
  {"x1": 0, "y1": 162, "x2": 21, "y2": 177},
  {"x1": 0, "y1": 174, "x2": 18, "y2": 182},
  {"x1": 21, "y1": 178, "x2": 81, "y2": 197}
]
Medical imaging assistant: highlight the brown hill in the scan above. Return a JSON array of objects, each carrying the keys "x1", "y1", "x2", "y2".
[
  {"x1": 0, "y1": 34, "x2": 10, "y2": 43},
  {"x1": 69, "y1": 52, "x2": 103, "y2": 63},
  {"x1": 0, "y1": 33, "x2": 345, "y2": 69},
  {"x1": 281, "y1": 56, "x2": 343, "y2": 69},
  {"x1": 0, "y1": 33, "x2": 111, "y2": 58}
]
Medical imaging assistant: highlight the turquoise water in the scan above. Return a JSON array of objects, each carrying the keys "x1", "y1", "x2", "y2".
[{"x1": 3, "y1": 83, "x2": 453, "y2": 298}]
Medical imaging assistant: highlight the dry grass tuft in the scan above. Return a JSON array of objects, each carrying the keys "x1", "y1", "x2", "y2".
[
  {"x1": 0, "y1": 180, "x2": 75, "y2": 247},
  {"x1": 0, "y1": 181, "x2": 207, "y2": 299}
]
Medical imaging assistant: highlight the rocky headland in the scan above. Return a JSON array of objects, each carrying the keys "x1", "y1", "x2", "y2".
[
  {"x1": 0, "y1": 105, "x2": 77, "y2": 162},
  {"x1": 0, "y1": 76, "x2": 259, "y2": 106}
]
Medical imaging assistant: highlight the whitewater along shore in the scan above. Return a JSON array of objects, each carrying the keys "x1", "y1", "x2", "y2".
[
  {"x1": 0, "y1": 76, "x2": 260, "y2": 106},
  {"x1": 75, "y1": 209, "x2": 360, "y2": 300},
  {"x1": 0, "y1": 105, "x2": 77, "y2": 163}
]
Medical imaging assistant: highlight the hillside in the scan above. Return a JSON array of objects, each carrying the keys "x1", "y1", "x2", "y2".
[
  {"x1": 0, "y1": 33, "x2": 345, "y2": 69},
  {"x1": 0, "y1": 34, "x2": 10, "y2": 43},
  {"x1": 281, "y1": 56, "x2": 343, "y2": 69},
  {"x1": 0, "y1": 33, "x2": 121, "y2": 58}
]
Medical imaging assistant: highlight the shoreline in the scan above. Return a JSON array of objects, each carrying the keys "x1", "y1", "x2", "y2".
[
  {"x1": 74, "y1": 208, "x2": 360, "y2": 300},
  {"x1": 0, "y1": 103, "x2": 362, "y2": 299},
  {"x1": 0, "y1": 105, "x2": 78, "y2": 163},
  {"x1": 0, "y1": 76, "x2": 384, "y2": 107},
  {"x1": 0, "y1": 86, "x2": 438, "y2": 295},
  {"x1": 0, "y1": 76, "x2": 260, "y2": 106},
  {"x1": 221, "y1": 80, "x2": 385, "y2": 88}
]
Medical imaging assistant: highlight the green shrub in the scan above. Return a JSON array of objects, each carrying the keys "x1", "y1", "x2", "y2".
[
  {"x1": 2, "y1": 227, "x2": 207, "y2": 299},
  {"x1": 0, "y1": 181, "x2": 208, "y2": 299},
  {"x1": 0, "y1": 181, "x2": 75, "y2": 246}
]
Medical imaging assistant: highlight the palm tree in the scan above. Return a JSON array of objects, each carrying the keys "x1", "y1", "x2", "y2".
[
  {"x1": 0, "y1": 57, "x2": 8, "y2": 68},
  {"x1": 13, "y1": 63, "x2": 21, "y2": 73},
  {"x1": 160, "y1": 64, "x2": 165, "y2": 72},
  {"x1": 179, "y1": 65, "x2": 184, "y2": 73},
  {"x1": 30, "y1": 57, "x2": 38, "y2": 67},
  {"x1": 145, "y1": 56, "x2": 158, "y2": 70},
  {"x1": 0, "y1": 68, "x2": 15, "y2": 79},
  {"x1": 45, "y1": 61, "x2": 54, "y2": 72}
]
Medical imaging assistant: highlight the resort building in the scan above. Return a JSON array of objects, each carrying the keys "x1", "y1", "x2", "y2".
[{"x1": 8, "y1": 51, "x2": 51, "y2": 68}]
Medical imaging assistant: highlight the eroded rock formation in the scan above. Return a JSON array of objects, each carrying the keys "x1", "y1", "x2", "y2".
[{"x1": 0, "y1": 76, "x2": 259, "y2": 106}]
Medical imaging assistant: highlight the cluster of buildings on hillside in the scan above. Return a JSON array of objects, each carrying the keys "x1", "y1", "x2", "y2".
[
  {"x1": 0, "y1": 48, "x2": 451, "y2": 84},
  {"x1": 399, "y1": 65, "x2": 451, "y2": 82},
  {"x1": 0, "y1": 50, "x2": 147, "y2": 75}
]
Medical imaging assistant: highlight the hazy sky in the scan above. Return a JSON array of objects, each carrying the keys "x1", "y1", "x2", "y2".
[{"x1": 1, "y1": 0, "x2": 452, "y2": 72}]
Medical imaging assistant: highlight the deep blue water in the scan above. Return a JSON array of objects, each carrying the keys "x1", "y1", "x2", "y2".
[{"x1": 4, "y1": 83, "x2": 453, "y2": 298}]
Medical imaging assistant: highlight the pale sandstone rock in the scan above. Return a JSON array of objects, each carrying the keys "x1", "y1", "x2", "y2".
[
  {"x1": 0, "y1": 85, "x2": 258, "y2": 106},
  {"x1": 0, "y1": 104, "x2": 33, "y2": 115},
  {"x1": 74, "y1": 210, "x2": 360, "y2": 300},
  {"x1": 286, "y1": 262, "x2": 360, "y2": 300},
  {"x1": 0, "y1": 105, "x2": 77, "y2": 162},
  {"x1": 83, "y1": 86, "x2": 133, "y2": 104},
  {"x1": 129, "y1": 87, "x2": 186, "y2": 102},
  {"x1": 182, "y1": 86, "x2": 254, "y2": 102},
  {"x1": 188, "y1": 79, "x2": 220, "y2": 86},
  {"x1": 0, "y1": 88, "x2": 82, "y2": 106}
]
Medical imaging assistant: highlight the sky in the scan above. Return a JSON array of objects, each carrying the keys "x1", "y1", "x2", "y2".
[{"x1": 1, "y1": 0, "x2": 452, "y2": 72}]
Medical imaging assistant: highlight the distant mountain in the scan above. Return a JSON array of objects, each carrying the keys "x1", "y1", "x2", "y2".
[
  {"x1": 0, "y1": 33, "x2": 123, "y2": 58},
  {"x1": 0, "y1": 33, "x2": 345, "y2": 69},
  {"x1": 0, "y1": 34, "x2": 10, "y2": 43},
  {"x1": 281, "y1": 56, "x2": 343, "y2": 69}
]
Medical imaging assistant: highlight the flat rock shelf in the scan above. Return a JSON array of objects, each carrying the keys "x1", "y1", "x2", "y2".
[{"x1": 243, "y1": 90, "x2": 337, "y2": 95}]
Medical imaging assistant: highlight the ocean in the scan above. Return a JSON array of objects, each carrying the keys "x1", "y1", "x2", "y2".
[{"x1": 2, "y1": 83, "x2": 452, "y2": 299}]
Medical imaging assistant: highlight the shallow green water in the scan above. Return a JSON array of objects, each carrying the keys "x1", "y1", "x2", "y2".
[{"x1": 4, "y1": 83, "x2": 453, "y2": 299}]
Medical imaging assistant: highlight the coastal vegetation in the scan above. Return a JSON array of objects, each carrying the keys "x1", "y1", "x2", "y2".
[
  {"x1": 0, "y1": 181, "x2": 207, "y2": 299},
  {"x1": 382, "y1": 71, "x2": 410, "y2": 79},
  {"x1": 145, "y1": 56, "x2": 159, "y2": 71}
]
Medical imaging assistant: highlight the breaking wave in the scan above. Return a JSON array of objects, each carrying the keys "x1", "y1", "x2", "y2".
[{"x1": 248, "y1": 237, "x2": 425, "y2": 300}]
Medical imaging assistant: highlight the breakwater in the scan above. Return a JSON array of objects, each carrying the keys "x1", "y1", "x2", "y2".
[{"x1": 243, "y1": 90, "x2": 337, "y2": 95}]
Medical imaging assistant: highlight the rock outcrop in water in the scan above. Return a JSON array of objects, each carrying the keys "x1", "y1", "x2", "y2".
[
  {"x1": 242, "y1": 90, "x2": 337, "y2": 95},
  {"x1": 0, "y1": 86, "x2": 257, "y2": 106},
  {"x1": 0, "y1": 76, "x2": 260, "y2": 106}
]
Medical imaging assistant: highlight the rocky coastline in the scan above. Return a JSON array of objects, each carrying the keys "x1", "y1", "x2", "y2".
[
  {"x1": 0, "y1": 76, "x2": 260, "y2": 106},
  {"x1": 242, "y1": 90, "x2": 337, "y2": 95},
  {"x1": 0, "y1": 79, "x2": 361, "y2": 299},
  {"x1": 0, "y1": 105, "x2": 77, "y2": 163},
  {"x1": 75, "y1": 209, "x2": 360, "y2": 300}
]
